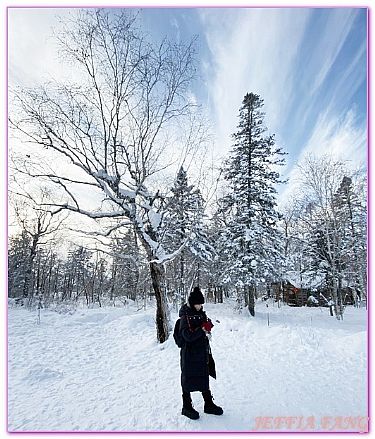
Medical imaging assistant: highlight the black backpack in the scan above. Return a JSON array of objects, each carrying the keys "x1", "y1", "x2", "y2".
[{"x1": 173, "y1": 317, "x2": 185, "y2": 348}]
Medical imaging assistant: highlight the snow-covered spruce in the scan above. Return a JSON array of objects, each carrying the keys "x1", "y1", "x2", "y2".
[{"x1": 215, "y1": 93, "x2": 287, "y2": 316}]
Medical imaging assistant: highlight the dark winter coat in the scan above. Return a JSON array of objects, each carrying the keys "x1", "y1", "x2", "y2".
[{"x1": 179, "y1": 303, "x2": 212, "y2": 392}]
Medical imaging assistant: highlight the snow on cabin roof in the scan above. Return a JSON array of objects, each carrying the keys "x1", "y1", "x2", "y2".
[
  {"x1": 284, "y1": 271, "x2": 357, "y2": 291},
  {"x1": 284, "y1": 271, "x2": 325, "y2": 289},
  {"x1": 284, "y1": 271, "x2": 302, "y2": 288}
]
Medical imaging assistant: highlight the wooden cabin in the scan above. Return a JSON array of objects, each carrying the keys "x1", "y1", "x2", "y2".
[
  {"x1": 271, "y1": 280, "x2": 308, "y2": 306},
  {"x1": 283, "y1": 282, "x2": 309, "y2": 306},
  {"x1": 272, "y1": 281, "x2": 357, "y2": 308}
]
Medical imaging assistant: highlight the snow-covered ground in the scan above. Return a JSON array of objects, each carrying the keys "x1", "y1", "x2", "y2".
[{"x1": 8, "y1": 300, "x2": 368, "y2": 432}]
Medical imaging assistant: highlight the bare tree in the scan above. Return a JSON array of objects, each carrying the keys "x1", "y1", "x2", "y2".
[
  {"x1": 298, "y1": 155, "x2": 367, "y2": 319},
  {"x1": 9, "y1": 9, "x2": 199, "y2": 342},
  {"x1": 9, "y1": 188, "x2": 67, "y2": 305}
]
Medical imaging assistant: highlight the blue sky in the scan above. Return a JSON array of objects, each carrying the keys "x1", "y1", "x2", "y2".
[
  {"x1": 8, "y1": 7, "x2": 368, "y2": 204},
  {"x1": 143, "y1": 8, "x2": 366, "y2": 150},
  {"x1": 139, "y1": 7, "x2": 367, "y2": 203}
]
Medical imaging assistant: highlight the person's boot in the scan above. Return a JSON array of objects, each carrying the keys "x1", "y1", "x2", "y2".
[
  {"x1": 202, "y1": 390, "x2": 223, "y2": 415},
  {"x1": 181, "y1": 391, "x2": 199, "y2": 420}
]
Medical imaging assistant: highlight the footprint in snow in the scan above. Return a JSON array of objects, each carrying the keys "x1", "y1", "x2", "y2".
[{"x1": 23, "y1": 364, "x2": 64, "y2": 383}]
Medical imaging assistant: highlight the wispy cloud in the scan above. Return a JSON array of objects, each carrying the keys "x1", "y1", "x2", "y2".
[
  {"x1": 199, "y1": 8, "x2": 311, "y2": 158},
  {"x1": 170, "y1": 17, "x2": 181, "y2": 43},
  {"x1": 306, "y1": 9, "x2": 359, "y2": 97},
  {"x1": 299, "y1": 106, "x2": 367, "y2": 166},
  {"x1": 278, "y1": 105, "x2": 367, "y2": 207},
  {"x1": 8, "y1": 8, "x2": 77, "y2": 87},
  {"x1": 199, "y1": 7, "x2": 366, "y2": 205}
]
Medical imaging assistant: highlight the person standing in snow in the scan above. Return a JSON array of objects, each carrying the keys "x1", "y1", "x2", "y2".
[{"x1": 178, "y1": 286, "x2": 223, "y2": 420}]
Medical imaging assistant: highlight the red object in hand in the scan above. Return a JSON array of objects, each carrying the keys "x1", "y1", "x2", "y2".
[{"x1": 201, "y1": 320, "x2": 214, "y2": 332}]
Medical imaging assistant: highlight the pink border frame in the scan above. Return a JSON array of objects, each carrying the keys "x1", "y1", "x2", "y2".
[{"x1": 5, "y1": 4, "x2": 371, "y2": 435}]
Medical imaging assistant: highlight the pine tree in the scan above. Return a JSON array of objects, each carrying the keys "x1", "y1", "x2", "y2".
[
  {"x1": 61, "y1": 246, "x2": 93, "y2": 304},
  {"x1": 220, "y1": 92, "x2": 286, "y2": 315},
  {"x1": 8, "y1": 231, "x2": 31, "y2": 299},
  {"x1": 164, "y1": 166, "x2": 213, "y2": 304},
  {"x1": 333, "y1": 174, "x2": 367, "y2": 305},
  {"x1": 205, "y1": 199, "x2": 230, "y2": 303},
  {"x1": 298, "y1": 156, "x2": 367, "y2": 318},
  {"x1": 110, "y1": 229, "x2": 146, "y2": 305}
]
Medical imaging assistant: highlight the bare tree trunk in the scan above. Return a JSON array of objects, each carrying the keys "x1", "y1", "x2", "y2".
[
  {"x1": 110, "y1": 263, "x2": 117, "y2": 303},
  {"x1": 85, "y1": 286, "x2": 89, "y2": 306},
  {"x1": 331, "y1": 275, "x2": 344, "y2": 320},
  {"x1": 150, "y1": 261, "x2": 170, "y2": 343},
  {"x1": 196, "y1": 262, "x2": 201, "y2": 286},
  {"x1": 219, "y1": 286, "x2": 223, "y2": 303},
  {"x1": 23, "y1": 236, "x2": 38, "y2": 299},
  {"x1": 35, "y1": 252, "x2": 41, "y2": 296},
  {"x1": 46, "y1": 254, "x2": 54, "y2": 302},
  {"x1": 180, "y1": 251, "x2": 185, "y2": 302},
  {"x1": 52, "y1": 263, "x2": 59, "y2": 301},
  {"x1": 248, "y1": 284, "x2": 255, "y2": 317}
]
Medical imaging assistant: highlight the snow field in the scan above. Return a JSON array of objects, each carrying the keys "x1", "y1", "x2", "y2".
[{"x1": 8, "y1": 300, "x2": 367, "y2": 432}]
